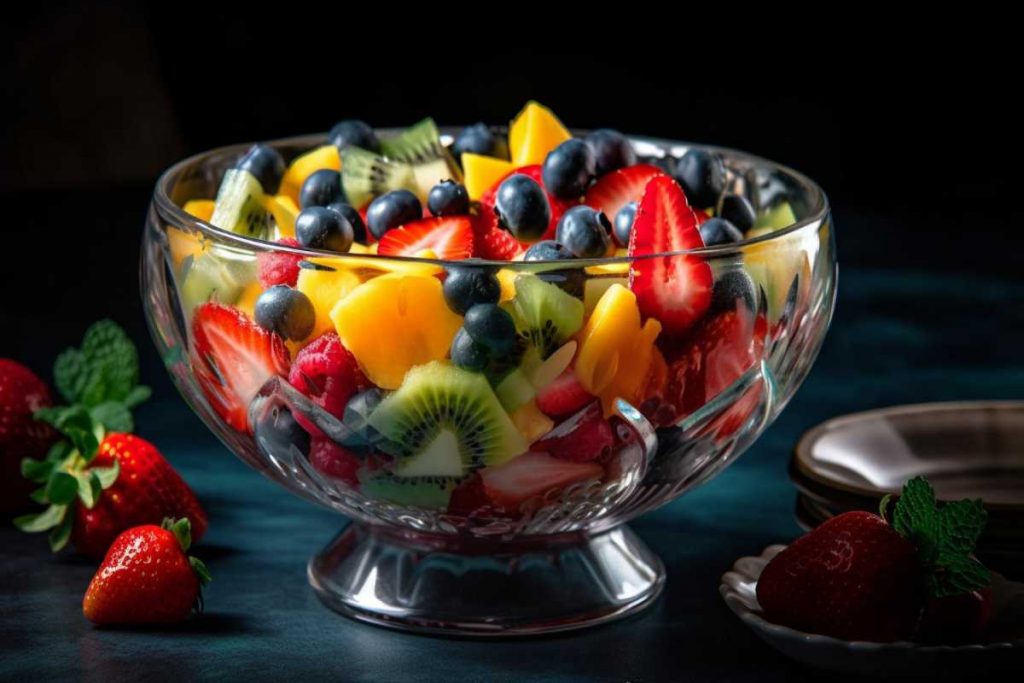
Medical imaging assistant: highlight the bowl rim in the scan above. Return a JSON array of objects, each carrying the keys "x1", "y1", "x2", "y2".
[
  {"x1": 792, "y1": 400, "x2": 1024, "y2": 512},
  {"x1": 151, "y1": 128, "x2": 831, "y2": 266}
]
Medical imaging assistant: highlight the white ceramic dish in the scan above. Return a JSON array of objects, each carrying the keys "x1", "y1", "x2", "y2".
[{"x1": 720, "y1": 545, "x2": 1024, "y2": 676}]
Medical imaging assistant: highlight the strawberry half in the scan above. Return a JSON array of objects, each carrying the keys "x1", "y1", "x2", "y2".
[
  {"x1": 628, "y1": 175, "x2": 713, "y2": 336},
  {"x1": 479, "y1": 451, "x2": 604, "y2": 510},
  {"x1": 535, "y1": 369, "x2": 594, "y2": 418},
  {"x1": 377, "y1": 216, "x2": 473, "y2": 260},
  {"x1": 584, "y1": 164, "x2": 667, "y2": 225},
  {"x1": 191, "y1": 303, "x2": 291, "y2": 432}
]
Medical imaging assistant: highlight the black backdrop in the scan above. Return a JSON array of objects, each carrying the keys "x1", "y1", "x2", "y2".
[{"x1": 2, "y1": 5, "x2": 1021, "y2": 389}]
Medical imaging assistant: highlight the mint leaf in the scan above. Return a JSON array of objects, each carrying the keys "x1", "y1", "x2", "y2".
[
  {"x1": 892, "y1": 476, "x2": 940, "y2": 563},
  {"x1": 53, "y1": 348, "x2": 89, "y2": 404},
  {"x1": 938, "y1": 499, "x2": 987, "y2": 557},
  {"x1": 929, "y1": 555, "x2": 990, "y2": 598},
  {"x1": 90, "y1": 401, "x2": 133, "y2": 433},
  {"x1": 45, "y1": 471, "x2": 79, "y2": 506},
  {"x1": 13, "y1": 505, "x2": 66, "y2": 533},
  {"x1": 80, "y1": 320, "x2": 139, "y2": 405}
]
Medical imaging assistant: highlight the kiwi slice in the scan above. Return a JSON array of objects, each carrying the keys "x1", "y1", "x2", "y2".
[
  {"x1": 367, "y1": 361, "x2": 526, "y2": 475},
  {"x1": 359, "y1": 472, "x2": 461, "y2": 508},
  {"x1": 340, "y1": 147, "x2": 416, "y2": 208},
  {"x1": 178, "y1": 251, "x2": 254, "y2": 315},
  {"x1": 379, "y1": 118, "x2": 463, "y2": 200},
  {"x1": 502, "y1": 275, "x2": 584, "y2": 359},
  {"x1": 494, "y1": 341, "x2": 577, "y2": 413},
  {"x1": 209, "y1": 169, "x2": 271, "y2": 238}
]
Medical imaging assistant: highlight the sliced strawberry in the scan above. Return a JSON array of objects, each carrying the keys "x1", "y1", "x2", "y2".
[
  {"x1": 471, "y1": 211, "x2": 525, "y2": 260},
  {"x1": 584, "y1": 164, "x2": 667, "y2": 225},
  {"x1": 533, "y1": 402, "x2": 614, "y2": 462},
  {"x1": 479, "y1": 165, "x2": 574, "y2": 242},
  {"x1": 479, "y1": 451, "x2": 604, "y2": 510},
  {"x1": 191, "y1": 303, "x2": 291, "y2": 432},
  {"x1": 628, "y1": 175, "x2": 713, "y2": 336},
  {"x1": 535, "y1": 370, "x2": 594, "y2": 418},
  {"x1": 377, "y1": 216, "x2": 473, "y2": 260}
]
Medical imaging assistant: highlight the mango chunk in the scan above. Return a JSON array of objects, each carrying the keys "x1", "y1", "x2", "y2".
[
  {"x1": 296, "y1": 266, "x2": 362, "y2": 341},
  {"x1": 329, "y1": 274, "x2": 462, "y2": 389},
  {"x1": 462, "y1": 153, "x2": 515, "y2": 200},
  {"x1": 508, "y1": 101, "x2": 572, "y2": 167},
  {"x1": 280, "y1": 145, "x2": 341, "y2": 204}
]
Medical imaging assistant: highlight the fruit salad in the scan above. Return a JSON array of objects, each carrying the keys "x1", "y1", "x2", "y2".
[{"x1": 171, "y1": 102, "x2": 805, "y2": 518}]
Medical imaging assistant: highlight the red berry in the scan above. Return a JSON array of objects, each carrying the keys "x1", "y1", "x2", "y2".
[
  {"x1": 83, "y1": 519, "x2": 207, "y2": 625},
  {"x1": 288, "y1": 333, "x2": 368, "y2": 420},
  {"x1": 191, "y1": 303, "x2": 291, "y2": 433},
  {"x1": 533, "y1": 402, "x2": 614, "y2": 463},
  {"x1": 479, "y1": 451, "x2": 603, "y2": 511},
  {"x1": 583, "y1": 164, "x2": 667, "y2": 227},
  {"x1": 628, "y1": 175, "x2": 713, "y2": 336},
  {"x1": 257, "y1": 238, "x2": 303, "y2": 288},
  {"x1": 73, "y1": 433, "x2": 207, "y2": 560},
  {"x1": 472, "y1": 211, "x2": 525, "y2": 260},
  {"x1": 309, "y1": 437, "x2": 360, "y2": 486},
  {"x1": 377, "y1": 216, "x2": 474, "y2": 260},
  {"x1": 756, "y1": 511, "x2": 923, "y2": 642},
  {"x1": 535, "y1": 370, "x2": 594, "y2": 418},
  {"x1": 446, "y1": 473, "x2": 491, "y2": 517},
  {"x1": 0, "y1": 359, "x2": 57, "y2": 513}
]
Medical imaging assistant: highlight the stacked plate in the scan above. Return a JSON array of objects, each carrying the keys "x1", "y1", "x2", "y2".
[{"x1": 790, "y1": 401, "x2": 1024, "y2": 578}]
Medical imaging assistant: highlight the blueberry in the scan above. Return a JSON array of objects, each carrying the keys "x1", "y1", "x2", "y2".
[
  {"x1": 299, "y1": 169, "x2": 344, "y2": 208},
  {"x1": 450, "y1": 328, "x2": 490, "y2": 372},
  {"x1": 523, "y1": 240, "x2": 584, "y2": 297},
  {"x1": 329, "y1": 120, "x2": 380, "y2": 153},
  {"x1": 463, "y1": 304, "x2": 517, "y2": 356},
  {"x1": 254, "y1": 405, "x2": 310, "y2": 457},
  {"x1": 325, "y1": 202, "x2": 367, "y2": 244},
  {"x1": 719, "y1": 194, "x2": 756, "y2": 232},
  {"x1": 366, "y1": 189, "x2": 421, "y2": 240},
  {"x1": 585, "y1": 129, "x2": 636, "y2": 177},
  {"x1": 451, "y1": 123, "x2": 509, "y2": 161},
  {"x1": 674, "y1": 149, "x2": 726, "y2": 209},
  {"x1": 296, "y1": 206, "x2": 354, "y2": 253},
  {"x1": 339, "y1": 389, "x2": 384, "y2": 452},
  {"x1": 541, "y1": 139, "x2": 596, "y2": 200},
  {"x1": 699, "y1": 217, "x2": 744, "y2": 246},
  {"x1": 236, "y1": 144, "x2": 286, "y2": 194},
  {"x1": 443, "y1": 266, "x2": 501, "y2": 315},
  {"x1": 556, "y1": 206, "x2": 612, "y2": 258},
  {"x1": 495, "y1": 175, "x2": 550, "y2": 241},
  {"x1": 428, "y1": 180, "x2": 470, "y2": 217},
  {"x1": 710, "y1": 268, "x2": 757, "y2": 314},
  {"x1": 254, "y1": 285, "x2": 316, "y2": 341},
  {"x1": 613, "y1": 201, "x2": 637, "y2": 247}
]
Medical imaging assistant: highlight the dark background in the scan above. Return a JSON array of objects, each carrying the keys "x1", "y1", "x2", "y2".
[{"x1": 2, "y1": 5, "x2": 1021, "y2": 387}]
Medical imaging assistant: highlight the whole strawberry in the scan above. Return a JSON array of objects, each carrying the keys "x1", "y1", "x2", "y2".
[
  {"x1": 756, "y1": 477, "x2": 991, "y2": 643},
  {"x1": 756, "y1": 511, "x2": 922, "y2": 641},
  {"x1": 83, "y1": 518, "x2": 211, "y2": 625},
  {"x1": 16, "y1": 321, "x2": 206, "y2": 559},
  {"x1": 0, "y1": 359, "x2": 58, "y2": 513}
]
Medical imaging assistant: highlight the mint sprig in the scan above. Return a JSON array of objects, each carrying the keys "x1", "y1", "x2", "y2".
[
  {"x1": 882, "y1": 476, "x2": 990, "y2": 599},
  {"x1": 14, "y1": 320, "x2": 147, "y2": 551}
]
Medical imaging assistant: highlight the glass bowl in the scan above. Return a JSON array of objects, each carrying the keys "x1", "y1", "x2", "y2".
[{"x1": 141, "y1": 129, "x2": 836, "y2": 635}]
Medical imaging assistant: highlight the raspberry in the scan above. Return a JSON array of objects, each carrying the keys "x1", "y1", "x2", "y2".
[
  {"x1": 257, "y1": 238, "x2": 303, "y2": 288},
  {"x1": 309, "y1": 437, "x2": 360, "y2": 486},
  {"x1": 288, "y1": 333, "x2": 368, "y2": 419}
]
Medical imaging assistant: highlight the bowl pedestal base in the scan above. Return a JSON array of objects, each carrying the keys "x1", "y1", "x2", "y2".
[{"x1": 308, "y1": 522, "x2": 664, "y2": 636}]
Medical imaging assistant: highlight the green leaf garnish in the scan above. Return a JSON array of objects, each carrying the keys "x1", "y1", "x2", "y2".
[
  {"x1": 89, "y1": 401, "x2": 134, "y2": 433},
  {"x1": 14, "y1": 505, "x2": 66, "y2": 533},
  {"x1": 889, "y1": 476, "x2": 990, "y2": 598}
]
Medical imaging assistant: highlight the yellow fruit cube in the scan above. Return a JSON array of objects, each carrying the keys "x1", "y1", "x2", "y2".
[
  {"x1": 280, "y1": 145, "x2": 341, "y2": 204},
  {"x1": 296, "y1": 267, "x2": 362, "y2": 341},
  {"x1": 462, "y1": 153, "x2": 515, "y2": 200},
  {"x1": 329, "y1": 274, "x2": 462, "y2": 389},
  {"x1": 182, "y1": 199, "x2": 215, "y2": 222},
  {"x1": 508, "y1": 101, "x2": 572, "y2": 167},
  {"x1": 510, "y1": 401, "x2": 555, "y2": 443},
  {"x1": 235, "y1": 280, "x2": 263, "y2": 319},
  {"x1": 265, "y1": 195, "x2": 300, "y2": 239}
]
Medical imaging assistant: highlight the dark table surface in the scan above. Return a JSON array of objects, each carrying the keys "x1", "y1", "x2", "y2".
[{"x1": 2, "y1": 265, "x2": 1022, "y2": 682}]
